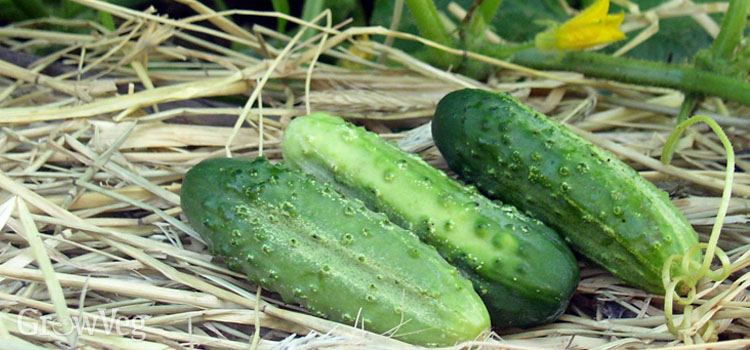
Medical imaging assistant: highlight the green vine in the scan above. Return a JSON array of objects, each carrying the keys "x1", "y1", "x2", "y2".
[
  {"x1": 402, "y1": 0, "x2": 750, "y2": 106},
  {"x1": 660, "y1": 115, "x2": 734, "y2": 340},
  {"x1": 694, "y1": 0, "x2": 750, "y2": 79},
  {"x1": 508, "y1": 49, "x2": 750, "y2": 106},
  {"x1": 404, "y1": 0, "x2": 458, "y2": 69}
]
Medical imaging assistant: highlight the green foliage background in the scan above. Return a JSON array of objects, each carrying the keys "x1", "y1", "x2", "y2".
[{"x1": 371, "y1": 0, "x2": 727, "y2": 64}]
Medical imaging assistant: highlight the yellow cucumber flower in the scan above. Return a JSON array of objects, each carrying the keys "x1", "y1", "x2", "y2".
[
  {"x1": 535, "y1": 0, "x2": 625, "y2": 51},
  {"x1": 339, "y1": 34, "x2": 375, "y2": 69}
]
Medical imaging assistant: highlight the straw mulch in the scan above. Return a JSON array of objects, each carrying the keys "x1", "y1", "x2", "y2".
[{"x1": 0, "y1": 0, "x2": 748, "y2": 349}]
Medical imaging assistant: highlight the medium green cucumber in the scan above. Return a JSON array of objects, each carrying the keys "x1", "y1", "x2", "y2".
[
  {"x1": 282, "y1": 113, "x2": 579, "y2": 328},
  {"x1": 180, "y1": 157, "x2": 489, "y2": 346},
  {"x1": 432, "y1": 88, "x2": 699, "y2": 293}
]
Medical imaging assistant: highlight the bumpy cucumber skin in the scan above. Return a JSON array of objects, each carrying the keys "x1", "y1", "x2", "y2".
[
  {"x1": 432, "y1": 89, "x2": 699, "y2": 293},
  {"x1": 181, "y1": 157, "x2": 489, "y2": 347},
  {"x1": 283, "y1": 113, "x2": 580, "y2": 328}
]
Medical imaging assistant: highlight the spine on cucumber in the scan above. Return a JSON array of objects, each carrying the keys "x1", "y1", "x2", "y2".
[
  {"x1": 283, "y1": 113, "x2": 580, "y2": 328},
  {"x1": 431, "y1": 88, "x2": 699, "y2": 293},
  {"x1": 181, "y1": 157, "x2": 489, "y2": 347}
]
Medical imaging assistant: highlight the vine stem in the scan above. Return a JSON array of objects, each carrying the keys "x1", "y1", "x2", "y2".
[
  {"x1": 686, "y1": 0, "x2": 749, "y2": 113},
  {"x1": 403, "y1": 0, "x2": 457, "y2": 68},
  {"x1": 402, "y1": 1, "x2": 750, "y2": 106},
  {"x1": 508, "y1": 49, "x2": 750, "y2": 106},
  {"x1": 710, "y1": 0, "x2": 749, "y2": 61},
  {"x1": 465, "y1": 0, "x2": 504, "y2": 37}
]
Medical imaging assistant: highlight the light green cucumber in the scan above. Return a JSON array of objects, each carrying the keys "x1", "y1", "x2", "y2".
[
  {"x1": 180, "y1": 157, "x2": 489, "y2": 346},
  {"x1": 431, "y1": 88, "x2": 699, "y2": 293},
  {"x1": 283, "y1": 113, "x2": 580, "y2": 328}
]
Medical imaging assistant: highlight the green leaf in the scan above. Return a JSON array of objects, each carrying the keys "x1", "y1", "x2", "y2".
[
  {"x1": 370, "y1": 0, "x2": 423, "y2": 54},
  {"x1": 491, "y1": 0, "x2": 568, "y2": 42},
  {"x1": 327, "y1": 0, "x2": 367, "y2": 27},
  {"x1": 10, "y1": 0, "x2": 48, "y2": 18},
  {"x1": 98, "y1": 10, "x2": 115, "y2": 31},
  {"x1": 61, "y1": 0, "x2": 88, "y2": 19},
  {"x1": 602, "y1": 0, "x2": 723, "y2": 63},
  {"x1": 298, "y1": 0, "x2": 365, "y2": 42},
  {"x1": 0, "y1": 0, "x2": 29, "y2": 22}
]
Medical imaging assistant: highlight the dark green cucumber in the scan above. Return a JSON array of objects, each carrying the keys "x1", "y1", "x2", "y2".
[
  {"x1": 283, "y1": 113, "x2": 579, "y2": 328},
  {"x1": 432, "y1": 88, "x2": 699, "y2": 293},
  {"x1": 180, "y1": 157, "x2": 489, "y2": 346}
]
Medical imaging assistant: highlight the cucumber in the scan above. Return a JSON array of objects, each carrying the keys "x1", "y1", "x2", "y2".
[
  {"x1": 282, "y1": 113, "x2": 579, "y2": 328},
  {"x1": 180, "y1": 157, "x2": 489, "y2": 346},
  {"x1": 431, "y1": 88, "x2": 699, "y2": 293}
]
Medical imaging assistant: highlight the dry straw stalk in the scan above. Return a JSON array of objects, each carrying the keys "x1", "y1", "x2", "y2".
[{"x1": 0, "y1": 0, "x2": 748, "y2": 349}]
